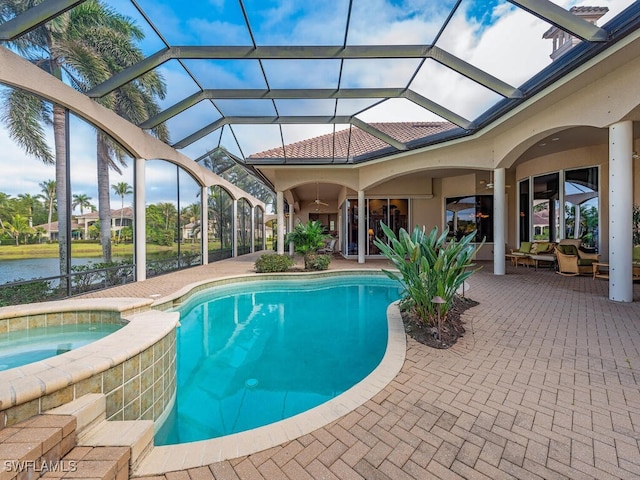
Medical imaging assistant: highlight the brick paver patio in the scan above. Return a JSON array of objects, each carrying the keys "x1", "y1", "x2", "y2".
[{"x1": 81, "y1": 254, "x2": 640, "y2": 479}]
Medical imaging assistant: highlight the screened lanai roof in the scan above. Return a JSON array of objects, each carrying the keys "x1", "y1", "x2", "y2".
[{"x1": 1, "y1": 0, "x2": 638, "y2": 171}]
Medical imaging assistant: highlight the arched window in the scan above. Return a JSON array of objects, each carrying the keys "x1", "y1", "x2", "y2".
[
  {"x1": 145, "y1": 160, "x2": 202, "y2": 277},
  {"x1": 208, "y1": 185, "x2": 233, "y2": 261},
  {"x1": 254, "y1": 206, "x2": 264, "y2": 252},
  {"x1": 237, "y1": 198, "x2": 252, "y2": 255}
]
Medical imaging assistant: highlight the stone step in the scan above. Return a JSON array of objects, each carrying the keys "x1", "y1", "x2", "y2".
[
  {"x1": 78, "y1": 419, "x2": 154, "y2": 471},
  {"x1": 41, "y1": 445, "x2": 130, "y2": 480},
  {"x1": 0, "y1": 414, "x2": 76, "y2": 480},
  {"x1": 45, "y1": 393, "x2": 106, "y2": 435}
]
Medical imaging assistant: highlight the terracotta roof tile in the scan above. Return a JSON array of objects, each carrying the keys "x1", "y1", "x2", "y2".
[{"x1": 248, "y1": 122, "x2": 456, "y2": 161}]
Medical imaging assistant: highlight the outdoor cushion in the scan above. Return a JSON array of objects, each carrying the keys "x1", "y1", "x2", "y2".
[
  {"x1": 518, "y1": 242, "x2": 532, "y2": 253},
  {"x1": 577, "y1": 258, "x2": 595, "y2": 266},
  {"x1": 536, "y1": 242, "x2": 551, "y2": 253},
  {"x1": 577, "y1": 248, "x2": 598, "y2": 260},
  {"x1": 557, "y1": 244, "x2": 577, "y2": 255}
]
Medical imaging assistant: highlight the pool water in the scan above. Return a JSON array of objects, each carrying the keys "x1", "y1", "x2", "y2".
[
  {"x1": 155, "y1": 275, "x2": 401, "y2": 445},
  {"x1": 0, "y1": 323, "x2": 123, "y2": 371}
]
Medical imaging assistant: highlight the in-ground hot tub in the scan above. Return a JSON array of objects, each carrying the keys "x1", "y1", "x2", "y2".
[
  {"x1": 0, "y1": 323, "x2": 123, "y2": 372},
  {"x1": 0, "y1": 298, "x2": 179, "y2": 428}
]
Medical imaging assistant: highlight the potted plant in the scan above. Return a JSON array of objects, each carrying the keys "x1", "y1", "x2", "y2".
[{"x1": 285, "y1": 220, "x2": 331, "y2": 270}]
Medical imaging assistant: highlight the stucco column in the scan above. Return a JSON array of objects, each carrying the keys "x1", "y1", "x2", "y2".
[
  {"x1": 493, "y1": 168, "x2": 506, "y2": 275},
  {"x1": 250, "y1": 206, "x2": 255, "y2": 253},
  {"x1": 358, "y1": 190, "x2": 366, "y2": 264},
  {"x1": 134, "y1": 157, "x2": 146, "y2": 282},
  {"x1": 232, "y1": 199, "x2": 238, "y2": 257},
  {"x1": 201, "y1": 185, "x2": 208, "y2": 265},
  {"x1": 609, "y1": 121, "x2": 633, "y2": 302},
  {"x1": 276, "y1": 191, "x2": 285, "y2": 254},
  {"x1": 288, "y1": 204, "x2": 294, "y2": 256}
]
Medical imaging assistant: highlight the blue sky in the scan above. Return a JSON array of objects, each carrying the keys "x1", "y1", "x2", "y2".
[{"x1": 0, "y1": 0, "x2": 634, "y2": 206}]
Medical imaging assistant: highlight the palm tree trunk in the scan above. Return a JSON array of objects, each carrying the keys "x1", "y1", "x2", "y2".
[
  {"x1": 119, "y1": 195, "x2": 124, "y2": 243},
  {"x1": 97, "y1": 135, "x2": 112, "y2": 262},
  {"x1": 53, "y1": 105, "x2": 68, "y2": 280},
  {"x1": 47, "y1": 197, "x2": 53, "y2": 243}
]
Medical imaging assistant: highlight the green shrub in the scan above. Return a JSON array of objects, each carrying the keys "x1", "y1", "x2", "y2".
[
  {"x1": 255, "y1": 253, "x2": 295, "y2": 273},
  {"x1": 0, "y1": 279, "x2": 56, "y2": 306},
  {"x1": 285, "y1": 220, "x2": 332, "y2": 270},
  {"x1": 374, "y1": 223, "x2": 480, "y2": 331},
  {"x1": 305, "y1": 253, "x2": 331, "y2": 271}
]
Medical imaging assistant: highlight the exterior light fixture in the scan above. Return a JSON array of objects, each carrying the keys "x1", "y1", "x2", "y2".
[{"x1": 432, "y1": 296, "x2": 446, "y2": 341}]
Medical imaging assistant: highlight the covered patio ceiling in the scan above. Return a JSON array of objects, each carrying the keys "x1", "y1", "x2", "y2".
[{"x1": 1, "y1": 0, "x2": 638, "y2": 178}]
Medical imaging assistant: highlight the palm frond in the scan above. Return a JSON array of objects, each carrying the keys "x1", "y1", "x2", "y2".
[{"x1": 0, "y1": 88, "x2": 54, "y2": 163}]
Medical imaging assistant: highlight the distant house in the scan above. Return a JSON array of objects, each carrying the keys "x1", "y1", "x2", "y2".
[
  {"x1": 36, "y1": 207, "x2": 133, "y2": 241},
  {"x1": 543, "y1": 6, "x2": 609, "y2": 61},
  {"x1": 181, "y1": 220, "x2": 200, "y2": 241}
]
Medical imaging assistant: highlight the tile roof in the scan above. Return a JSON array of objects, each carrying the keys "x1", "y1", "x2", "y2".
[{"x1": 248, "y1": 122, "x2": 457, "y2": 161}]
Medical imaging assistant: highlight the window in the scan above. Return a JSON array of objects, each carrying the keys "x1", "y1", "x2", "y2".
[
  {"x1": 518, "y1": 167, "x2": 599, "y2": 249},
  {"x1": 564, "y1": 167, "x2": 598, "y2": 248},
  {"x1": 343, "y1": 198, "x2": 409, "y2": 256},
  {"x1": 519, "y1": 179, "x2": 530, "y2": 243},
  {"x1": 533, "y1": 173, "x2": 560, "y2": 242},
  {"x1": 446, "y1": 195, "x2": 493, "y2": 242}
]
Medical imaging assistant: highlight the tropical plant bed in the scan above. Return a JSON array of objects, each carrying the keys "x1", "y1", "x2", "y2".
[{"x1": 401, "y1": 296, "x2": 479, "y2": 349}]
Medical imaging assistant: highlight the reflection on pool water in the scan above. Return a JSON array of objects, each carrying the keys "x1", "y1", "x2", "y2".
[
  {"x1": 155, "y1": 275, "x2": 401, "y2": 445},
  {"x1": 0, "y1": 323, "x2": 123, "y2": 371}
]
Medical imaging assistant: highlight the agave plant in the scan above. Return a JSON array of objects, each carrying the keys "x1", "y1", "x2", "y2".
[{"x1": 374, "y1": 223, "x2": 480, "y2": 329}]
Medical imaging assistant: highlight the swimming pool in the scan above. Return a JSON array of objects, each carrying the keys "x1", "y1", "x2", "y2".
[
  {"x1": 155, "y1": 274, "x2": 401, "y2": 445},
  {"x1": 0, "y1": 323, "x2": 123, "y2": 371}
]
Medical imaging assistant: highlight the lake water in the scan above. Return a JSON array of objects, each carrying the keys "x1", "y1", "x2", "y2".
[{"x1": 0, "y1": 257, "x2": 127, "y2": 284}]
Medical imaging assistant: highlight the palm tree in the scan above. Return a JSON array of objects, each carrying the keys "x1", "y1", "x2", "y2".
[
  {"x1": 1, "y1": 0, "x2": 168, "y2": 278},
  {"x1": 0, "y1": 1, "x2": 140, "y2": 278},
  {"x1": 72, "y1": 193, "x2": 93, "y2": 215},
  {"x1": 112, "y1": 181, "x2": 132, "y2": 242},
  {"x1": 39, "y1": 179, "x2": 56, "y2": 241},
  {"x1": 158, "y1": 202, "x2": 177, "y2": 231},
  {"x1": 16, "y1": 193, "x2": 42, "y2": 227},
  {"x1": 3, "y1": 213, "x2": 33, "y2": 245},
  {"x1": 85, "y1": 7, "x2": 168, "y2": 262},
  {"x1": 0, "y1": 192, "x2": 12, "y2": 229}
]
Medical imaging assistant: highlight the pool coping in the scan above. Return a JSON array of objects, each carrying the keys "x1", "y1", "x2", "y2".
[{"x1": 134, "y1": 271, "x2": 407, "y2": 476}]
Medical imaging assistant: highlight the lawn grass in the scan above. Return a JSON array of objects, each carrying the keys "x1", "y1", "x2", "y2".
[{"x1": 0, "y1": 242, "x2": 187, "y2": 259}]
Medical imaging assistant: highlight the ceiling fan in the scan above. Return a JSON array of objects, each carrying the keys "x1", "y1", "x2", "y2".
[{"x1": 310, "y1": 183, "x2": 328, "y2": 208}]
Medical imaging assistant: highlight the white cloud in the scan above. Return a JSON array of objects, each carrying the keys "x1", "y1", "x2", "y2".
[{"x1": 1, "y1": 0, "x2": 636, "y2": 170}]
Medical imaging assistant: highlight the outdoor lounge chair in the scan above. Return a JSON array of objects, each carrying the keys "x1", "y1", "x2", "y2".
[{"x1": 556, "y1": 239, "x2": 599, "y2": 276}]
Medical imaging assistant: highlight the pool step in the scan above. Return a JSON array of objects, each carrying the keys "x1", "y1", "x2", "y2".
[
  {"x1": 77, "y1": 418, "x2": 154, "y2": 472},
  {"x1": 46, "y1": 392, "x2": 106, "y2": 434},
  {"x1": 0, "y1": 413, "x2": 76, "y2": 480},
  {"x1": 41, "y1": 445, "x2": 130, "y2": 480},
  {"x1": 0, "y1": 394, "x2": 155, "y2": 479},
  {"x1": 46, "y1": 393, "x2": 153, "y2": 478}
]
